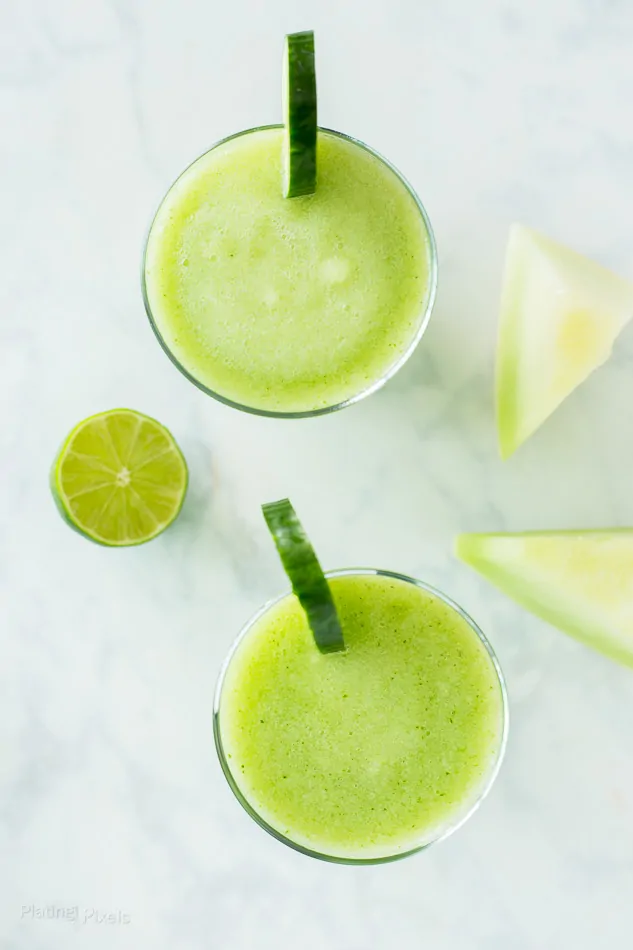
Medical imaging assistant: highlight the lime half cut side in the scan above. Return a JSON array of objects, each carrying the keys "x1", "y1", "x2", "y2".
[{"x1": 51, "y1": 409, "x2": 188, "y2": 546}]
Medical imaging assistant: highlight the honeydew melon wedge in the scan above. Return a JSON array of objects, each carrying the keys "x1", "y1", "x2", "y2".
[
  {"x1": 497, "y1": 225, "x2": 633, "y2": 459},
  {"x1": 457, "y1": 530, "x2": 633, "y2": 668}
]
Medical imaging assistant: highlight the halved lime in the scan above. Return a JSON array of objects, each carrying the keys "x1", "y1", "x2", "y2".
[{"x1": 51, "y1": 409, "x2": 188, "y2": 546}]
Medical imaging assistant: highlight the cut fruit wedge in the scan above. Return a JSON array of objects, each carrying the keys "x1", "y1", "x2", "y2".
[
  {"x1": 497, "y1": 225, "x2": 633, "y2": 459},
  {"x1": 51, "y1": 409, "x2": 188, "y2": 546},
  {"x1": 457, "y1": 530, "x2": 633, "y2": 668},
  {"x1": 282, "y1": 30, "x2": 317, "y2": 198}
]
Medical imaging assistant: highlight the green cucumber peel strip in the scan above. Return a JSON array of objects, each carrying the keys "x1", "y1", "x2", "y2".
[
  {"x1": 262, "y1": 498, "x2": 345, "y2": 654},
  {"x1": 282, "y1": 30, "x2": 317, "y2": 198}
]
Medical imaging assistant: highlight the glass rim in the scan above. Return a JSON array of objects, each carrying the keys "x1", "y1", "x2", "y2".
[
  {"x1": 213, "y1": 567, "x2": 509, "y2": 865},
  {"x1": 142, "y1": 125, "x2": 439, "y2": 419}
]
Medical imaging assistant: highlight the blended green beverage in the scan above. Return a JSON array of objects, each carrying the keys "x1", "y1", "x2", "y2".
[
  {"x1": 215, "y1": 572, "x2": 506, "y2": 861},
  {"x1": 143, "y1": 128, "x2": 435, "y2": 414}
]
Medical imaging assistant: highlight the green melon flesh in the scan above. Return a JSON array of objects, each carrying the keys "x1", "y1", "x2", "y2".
[
  {"x1": 457, "y1": 530, "x2": 633, "y2": 668},
  {"x1": 497, "y1": 225, "x2": 633, "y2": 459}
]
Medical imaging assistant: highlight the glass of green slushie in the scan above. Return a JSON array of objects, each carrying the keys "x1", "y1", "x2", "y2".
[
  {"x1": 142, "y1": 125, "x2": 437, "y2": 417},
  {"x1": 214, "y1": 569, "x2": 508, "y2": 863}
]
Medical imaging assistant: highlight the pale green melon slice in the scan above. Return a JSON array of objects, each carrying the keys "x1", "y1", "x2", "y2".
[
  {"x1": 497, "y1": 225, "x2": 633, "y2": 459},
  {"x1": 457, "y1": 530, "x2": 633, "y2": 668}
]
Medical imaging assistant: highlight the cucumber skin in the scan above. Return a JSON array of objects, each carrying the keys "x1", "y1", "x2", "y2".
[
  {"x1": 285, "y1": 31, "x2": 317, "y2": 198},
  {"x1": 262, "y1": 498, "x2": 346, "y2": 653}
]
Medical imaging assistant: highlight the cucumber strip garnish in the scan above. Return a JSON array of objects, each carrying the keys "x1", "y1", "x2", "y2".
[
  {"x1": 262, "y1": 498, "x2": 345, "y2": 653},
  {"x1": 282, "y1": 30, "x2": 317, "y2": 198}
]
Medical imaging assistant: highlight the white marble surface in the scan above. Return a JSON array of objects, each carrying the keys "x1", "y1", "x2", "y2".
[{"x1": 3, "y1": 0, "x2": 633, "y2": 947}]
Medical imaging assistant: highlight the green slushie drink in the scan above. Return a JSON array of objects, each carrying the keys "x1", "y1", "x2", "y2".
[
  {"x1": 143, "y1": 32, "x2": 436, "y2": 415},
  {"x1": 215, "y1": 570, "x2": 507, "y2": 862}
]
